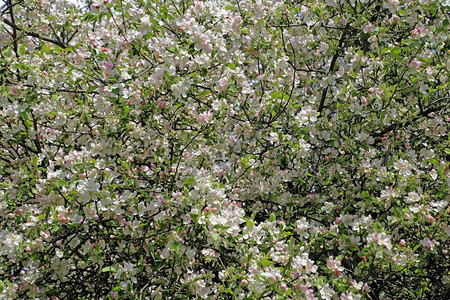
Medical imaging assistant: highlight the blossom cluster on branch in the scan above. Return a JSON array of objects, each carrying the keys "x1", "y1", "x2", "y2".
[{"x1": 0, "y1": 0, "x2": 449, "y2": 299}]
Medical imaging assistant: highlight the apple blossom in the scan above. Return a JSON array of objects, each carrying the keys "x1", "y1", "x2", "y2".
[{"x1": 0, "y1": 0, "x2": 449, "y2": 299}]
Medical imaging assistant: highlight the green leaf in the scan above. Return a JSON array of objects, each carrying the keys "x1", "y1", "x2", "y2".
[
  {"x1": 41, "y1": 43, "x2": 51, "y2": 54},
  {"x1": 24, "y1": 119, "x2": 33, "y2": 129},
  {"x1": 19, "y1": 45, "x2": 27, "y2": 56},
  {"x1": 333, "y1": 280, "x2": 346, "y2": 292},
  {"x1": 20, "y1": 109, "x2": 30, "y2": 122},
  {"x1": 31, "y1": 155, "x2": 39, "y2": 166},
  {"x1": 245, "y1": 218, "x2": 254, "y2": 229},
  {"x1": 429, "y1": 158, "x2": 439, "y2": 165},
  {"x1": 373, "y1": 222, "x2": 383, "y2": 234},
  {"x1": 270, "y1": 213, "x2": 276, "y2": 222},
  {"x1": 314, "y1": 6, "x2": 321, "y2": 15},
  {"x1": 261, "y1": 259, "x2": 273, "y2": 267},
  {"x1": 5, "y1": 47, "x2": 13, "y2": 57},
  {"x1": 227, "y1": 63, "x2": 236, "y2": 70},
  {"x1": 101, "y1": 266, "x2": 117, "y2": 273},
  {"x1": 166, "y1": 47, "x2": 177, "y2": 53},
  {"x1": 211, "y1": 233, "x2": 219, "y2": 241},
  {"x1": 316, "y1": 276, "x2": 325, "y2": 287},
  {"x1": 271, "y1": 91, "x2": 282, "y2": 100},
  {"x1": 184, "y1": 176, "x2": 196, "y2": 186}
]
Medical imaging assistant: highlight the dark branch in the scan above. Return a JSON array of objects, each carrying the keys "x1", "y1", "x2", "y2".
[{"x1": 2, "y1": 18, "x2": 68, "y2": 48}]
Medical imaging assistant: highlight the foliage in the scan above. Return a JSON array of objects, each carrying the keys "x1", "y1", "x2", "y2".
[{"x1": 0, "y1": 0, "x2": 449, "y2": 299}]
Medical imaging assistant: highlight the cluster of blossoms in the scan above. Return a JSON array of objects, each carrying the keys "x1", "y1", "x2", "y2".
[{"x1": 0, "y1": 0, "x2": 449, "y2": 299}]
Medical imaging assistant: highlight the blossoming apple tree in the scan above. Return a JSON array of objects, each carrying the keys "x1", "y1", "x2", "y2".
[{"x1": 0, "y1": 0, "x2": 449, "y2": 299}]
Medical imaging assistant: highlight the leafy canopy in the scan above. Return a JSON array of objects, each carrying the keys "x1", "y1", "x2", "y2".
[{"x1": 0, "y1": 0, "x2": 449, "y2": 299}]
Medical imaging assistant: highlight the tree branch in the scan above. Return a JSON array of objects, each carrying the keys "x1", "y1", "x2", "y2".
[
  {"x1": 2, "y1": 18, "x2": 68, "y2": 48},
  {"x1": 318, "y1": 23, "x2": 351, "y2": 115},
  {"x1": 372, "y1": 97, "x2": 450, "y2": 137}
]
